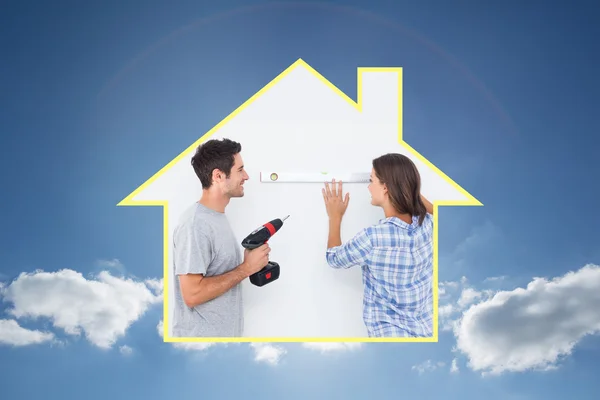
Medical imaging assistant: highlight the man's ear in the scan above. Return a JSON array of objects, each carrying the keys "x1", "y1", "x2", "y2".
[{"x1": 212, "y1": 168, "x2": 223, "y2": 183}]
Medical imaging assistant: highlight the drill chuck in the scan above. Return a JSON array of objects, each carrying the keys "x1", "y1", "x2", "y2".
[{"x1": 241, "y1": 215, "x2": 288, "y2": 249}]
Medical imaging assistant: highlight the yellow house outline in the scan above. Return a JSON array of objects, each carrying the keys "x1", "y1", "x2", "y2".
[{"x1": 118, "y1": 58, "x2": 482, "y2": 343}]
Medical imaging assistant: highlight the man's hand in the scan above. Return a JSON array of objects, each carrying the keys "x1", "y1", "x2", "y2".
[
  {"x1": 241, "y1": 243, "x2": 271, "y2": 276},
  {"x1": 322, "y1": 179, "x2": 349, "y2": 221}
]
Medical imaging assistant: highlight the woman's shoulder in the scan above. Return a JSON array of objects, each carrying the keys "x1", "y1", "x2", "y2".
[
  {"x1": 407, "y1": 213, "x2": 434, "y2": 233},
  {"x1": 421, "y1": 213, "x2": 434, "y2": 229}
]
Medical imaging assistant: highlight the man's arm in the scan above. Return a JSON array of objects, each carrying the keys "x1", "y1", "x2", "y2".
[
  {"x1": 180, "y1": 245, "x2": 268, "y2": 308},
  {"x1": 174, "y1": 220, "x2": 270, "y2": 308},
  {"x1": 420, "y1": 194, "x2": 434, "y2": 215},
  {"x1": 174, "y1": 221, "x2": 249, "y2": 308},
  {"x1": 178, "y1": 264, "x2": 250, "y2": 308}
]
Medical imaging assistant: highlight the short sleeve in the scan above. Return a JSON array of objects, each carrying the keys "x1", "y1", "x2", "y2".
[
  {"x1": 425, "y1": 212, "x2": 434, "y2": 230},
  {"x1": 173, "y1": 221, "x2": 212, "y2": 276},
  {"x1": 326, "y1": 228, "x2": 373, "y2": 269}
]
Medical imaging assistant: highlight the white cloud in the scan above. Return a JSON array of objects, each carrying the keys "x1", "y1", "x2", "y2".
[
  {"x1": 96, "y1": 259, "x2": 124, "y2": 269},
  {"x1": 250, "y1": 343, "x2": 287, "y2": 365},
  {"x1": 0, "y1": 319, "x2": 55, "y2": 346},
  {"x1": 438, "y1": 275, "x2": 500, "y2": 334},
  {"x1": 155, "y1": 319, "x2": 362, "y2": 363},
  {"x1": 450, "y1": 358, "x2": 459, "y2": 374},
  {"x1": 454, "y1": 263, "x2": 600, "y2": 375},
  {"x1": 1, "y1": 269, "x2": 162, "y2": 349},
  {"x1": 457, "y1": 287, "x2": 483, "y2": 308},
  {"x1": 156, "y1": 320, "x2": 217, "y2": 351},
  {"x1": 484, "y1": 276, "x2": 506, "y2": 283},
  {"x1": 0, "y1": 264, "x2": 367, "y2": 367},
  {"x1": 439, "y1": 278, "x2": 465, "y2": 297},
  {"x1": 302, "y1": 342, "x2": 363, "y2": 352},
  {"x1": 438, "y1": 277, "x2": 474, "y2": 332},
  {"x1": 439, "y1": 304, "x2": 454, "y2": 318},
  {"x1": 155, "y1": 320, "x2": 286, "y2": 364},
  {"x1": 167, "y1": 341, "x2": 217, "y2": 351},
  {"x1": 411, "y1": 359, "x2": 445, "y2": 374},
  {"x1": 144, "y1": 278, "x2": 164, "y2": 297}
]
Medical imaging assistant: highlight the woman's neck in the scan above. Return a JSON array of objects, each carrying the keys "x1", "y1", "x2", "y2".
[{"x1": 383, "y1": 204, "x2": 412, "y2": 224}]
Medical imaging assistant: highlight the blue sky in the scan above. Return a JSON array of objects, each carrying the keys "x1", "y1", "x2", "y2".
[{"x1": 1, "y1": 0, "x2": 599, "y2": 398}]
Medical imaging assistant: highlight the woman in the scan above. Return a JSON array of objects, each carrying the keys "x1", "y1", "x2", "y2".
[{"x1": 322, "y1": 153, "x2": 434, "y2": 338}]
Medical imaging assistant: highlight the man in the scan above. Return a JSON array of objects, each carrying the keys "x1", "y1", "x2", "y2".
[{"x1": 171, "y1": 138, "x2": 270, "y2": 337}]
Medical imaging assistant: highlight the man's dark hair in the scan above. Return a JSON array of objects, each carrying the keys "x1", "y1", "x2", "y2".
[
  {"x1": 372, "y1": 153, "x2": 428, "y2": 225},
  {"x1": 191, "y1": 138, "x2": 242, "y2": 189}
]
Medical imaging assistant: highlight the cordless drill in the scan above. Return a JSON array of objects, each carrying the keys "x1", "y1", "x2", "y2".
[{"x1": 241, "y1": 215, "x2": 289, "y2": 287}]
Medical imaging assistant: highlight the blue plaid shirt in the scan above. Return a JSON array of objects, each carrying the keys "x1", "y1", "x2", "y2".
[{"x1": 326, "y1": 214, "x2": 434, "y2": 337}]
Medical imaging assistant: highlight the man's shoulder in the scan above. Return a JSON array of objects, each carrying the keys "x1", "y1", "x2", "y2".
[
  {"x1": 174, "y1": 203, "x2": 215, "y2": 234},
  {"x1": 174, "y1": 203, "x2": 198, "y2": 226}
]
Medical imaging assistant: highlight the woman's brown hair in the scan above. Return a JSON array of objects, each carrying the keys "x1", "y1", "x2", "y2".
[{"x1": 372, "y1": 153, "x2": 428, "y2": 225}]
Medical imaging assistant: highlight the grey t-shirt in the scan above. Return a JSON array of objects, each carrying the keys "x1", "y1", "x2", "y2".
[{"x1": 171, "y1": 202, "x2": 243, "y2": 337}]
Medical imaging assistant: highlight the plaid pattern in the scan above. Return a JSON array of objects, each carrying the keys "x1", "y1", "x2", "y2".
[{"x1": 326, "y1": 214, "x2": 434, "y2": 337}]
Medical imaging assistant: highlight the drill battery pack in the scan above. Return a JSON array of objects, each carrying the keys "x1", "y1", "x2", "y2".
[{"x1": 249, "y1": 261, "x2": 280, "y2": 287}]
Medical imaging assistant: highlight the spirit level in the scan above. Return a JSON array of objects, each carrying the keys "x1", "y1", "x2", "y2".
[{"x1": 260, "y1": 171, "x2": 370, "y2": 183}]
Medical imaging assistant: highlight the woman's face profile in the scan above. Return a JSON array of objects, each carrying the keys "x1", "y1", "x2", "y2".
[{"x1": 368, "y1": 168, "x2": 386, "y2": 206}]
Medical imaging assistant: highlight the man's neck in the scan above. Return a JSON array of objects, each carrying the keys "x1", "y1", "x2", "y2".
[{"x1": 198, "y1": 190, "x2": 229, "y2": 213}]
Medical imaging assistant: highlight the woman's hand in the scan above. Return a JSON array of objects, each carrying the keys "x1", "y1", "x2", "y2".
[{"x1": 322, "y1": 179, "x2": 349, "y2": 221}]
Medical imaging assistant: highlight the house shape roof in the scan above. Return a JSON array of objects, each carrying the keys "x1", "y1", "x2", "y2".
[{"x1": 118, "y1": 58, "x2": 482, "y2": 343}]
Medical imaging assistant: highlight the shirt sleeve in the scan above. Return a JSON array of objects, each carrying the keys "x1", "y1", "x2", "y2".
[
  {"x1": 425, "y1": 212, "x2": 434, "y2": 231},
  {"x1": 173, "y1": 221, "x2": 212, "y2": 276},
  {"x1": 325, "y1": 227, "x2": 373, "y2": 269}
]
